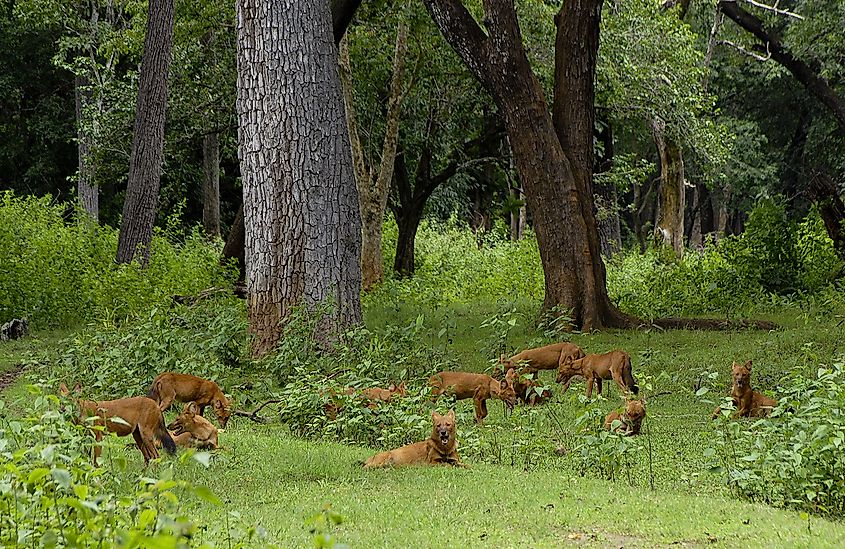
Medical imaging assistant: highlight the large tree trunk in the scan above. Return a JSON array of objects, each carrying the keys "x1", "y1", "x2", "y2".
[
  {"x1": 202, "y1": 132, "x2": 221, "y2": 237},
  {"x1": 652, "y1": 118, "x2": 685, "y2": 258},
  {"x1": 74, "y1": 74, "x2": 98, "y2": 221},
  {"x1": 115, "y1": 0, "x2": 174, "y2": 264},
  {"x1": 236, "y1": 0, "x2": 362, "y2": 357},
  {"x1": 339, "y1": 14, "x2": 409, "y2": 291},
  {"x1": 221, "y1": 0, "x2": 361, "y2": 277},
  {"x1": 424, "y1": 0, "x2": 633, "y2": 329}
]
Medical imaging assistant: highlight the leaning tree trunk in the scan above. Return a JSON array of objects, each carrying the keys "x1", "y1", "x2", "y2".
[
  {"x1": 74, "y1": 74, "x2": 98, "y2": 221},
  {"x1": 115, "y1": 0, "x2": 174, "y2": 264},
  {"x1": 236, "y1": 0, "x2": 362, "y2": 357},
  {"x1": 652, "y1": 117, "x2": 685, "y2": 258},
  {"x1": 202, "y1": 132, "x2": 221, "y2": 237},
  {"x1": 424, "y1": 0, "x2": 633, "y2": 329}
]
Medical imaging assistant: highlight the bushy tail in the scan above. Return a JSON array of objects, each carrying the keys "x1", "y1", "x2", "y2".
[
  {"x1": 624, "y1": 356, "x2": 639, "y2": 395},
  {"x1": 156, "y1": 413, "x2": 177, "y2": 455}
]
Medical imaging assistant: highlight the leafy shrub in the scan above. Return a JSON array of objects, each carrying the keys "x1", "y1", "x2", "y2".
[
  {"x1": 0, "y1": 386, "x2": 274, "y2": 547},
  {"x1": 35, "y1": 297, "x2": 249, "y2": 400},
  {"x1": 708, "y1": 362, "x2": 845, "y2": 517},
  {"x1": 0, "y1": 191, "x2": 235, "y2": 328}
]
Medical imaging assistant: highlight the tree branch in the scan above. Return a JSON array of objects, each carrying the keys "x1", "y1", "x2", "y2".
[{"x1": 422, "y1": 0, "x2": 491, "y2": 86}]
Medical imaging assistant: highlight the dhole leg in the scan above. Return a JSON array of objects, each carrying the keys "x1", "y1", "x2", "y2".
[
  {"x1": 585, "y1": 374, "x2": 595, "y2": 399},
  {"x1": 611, "y1": 370, "x2": 627, "y2": 394},
  {"x1": 92, "y1": 430, "x2": 103, "y2": 466},
  {"x1": 596, "y1": 378, "x2": 604, "y2": 396},
  {"x1": 473, "y1": 397, "x2": 487, "y2": 424}
]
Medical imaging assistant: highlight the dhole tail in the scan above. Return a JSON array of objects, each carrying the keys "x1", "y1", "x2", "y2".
[
  {"x1": 156, "y1": 413, "x2": 177, "y2": 455},
  {"x1": 624, "y1": 355, "x2": 639, "y2": 394}
]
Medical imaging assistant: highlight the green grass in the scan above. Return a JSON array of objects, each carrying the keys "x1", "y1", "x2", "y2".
[
  {"x1": 0, "y1": 328, "x2": 72, "y2": 375},
  {"x1": 4, "y1": 302, "x2": 845, "y2": 546}
]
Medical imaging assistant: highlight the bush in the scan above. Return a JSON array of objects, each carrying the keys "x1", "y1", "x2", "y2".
[
  {"x1": 708, "y1": 362, "x2": 845, "y2": 517},
  {"x1": 0, "y1": 192, "x2": 235, "y2": 328},
  {"x1": 0, "y1": 386, "x2": 274, "y2": 547}
]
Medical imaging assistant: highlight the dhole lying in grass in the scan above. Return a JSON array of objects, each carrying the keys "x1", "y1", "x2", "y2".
[
  {"x1": 168, "y1": 402, "x2": 219, "y2": 449},
  {"x1": 556, "y1": 350, "x2": 638, "y2": 398},
  {"x1": 605, "y1": 400, "x2": 646, "y2": 435},
  {"x1": 500, "y1": 342, "x2": 585, "y2": 375},
  {"x1": 147, "y1": 372, "x2": 231, "y2": 428},
  {"x1": 429, "y1": 369, "x2": 517, "y2": 424},
  {"x1": 713, "y1": 360, "x2": 777, "y2": 418},
  {"x1": 60, "y1": 383, "x2": 176, "y2": 465},
  {"x1": 324, "y1": 381, "x2": 407, "y2": 419},
  {"x1": 363, "y1": 410, "x2": 466, "y2": 468}
]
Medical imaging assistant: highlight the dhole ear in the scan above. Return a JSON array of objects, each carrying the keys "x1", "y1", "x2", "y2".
[
  {"x1": 744, "y1": 360, "x2": 752, "y2": 370},
  {"x1": 447, "y1": 409, "x2": 455, "y2": 421},
  {"x1": 72, "y1": 383, "x2": 82, "y2": 393},
  {"x1": 59, "y1": 383, "x2": 69, "y2": 396},
  {"x1": 213, "y1": 399, "x2": 224, "y2": 409},
  {"x1": 432, "y1": 411, "x2": 441, "y2": 422},
  {"x1": 187, "y1": 402, "x2": 199, "y2": 414}
]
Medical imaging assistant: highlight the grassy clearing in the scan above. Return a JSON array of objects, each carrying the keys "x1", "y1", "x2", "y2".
[{"x1": 3, "y1": 300, "x2": 845, "y2": 546}]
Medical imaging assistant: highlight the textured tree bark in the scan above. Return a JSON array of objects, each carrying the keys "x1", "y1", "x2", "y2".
[
  {"x1": 74, "y1": 74, "x2": 98, "y2": 221},
  {"x1": 116, "y1": 0, "x2": 174, "y2": 264},
  {"x1": 339, "y1": 15, "x2": 409, "y2": 291},
  {"x1": 424, "y1": 0, "x2": 634, "y2": 329},
  {"x1": 202, "y1": 132, "x2": 221, "y2": 237},
  {"x1": 807, "y1": 171, "x2": 845, "y2": 260},
  {"x1": 688, "y1": 183, "x2": 703, "y2": 249},
  {"x1": 652, "y1": 118, "x2": 685, "y2": 258},
  {"x1": 236, "y1": 0, "x2": 362, "y2": 357},
  {"x1": 221, "y1": 0, "x2": 361, "y2": 277}
]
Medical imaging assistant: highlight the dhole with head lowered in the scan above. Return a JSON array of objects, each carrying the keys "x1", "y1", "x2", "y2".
[
  {"x1": 713, "y1": 360, "x2": 777, "y2": 418},
  {"x1": 605, "y1": 399, "x2": 646, "y2": 435},
  {"x1": 363, "y1": 410, "x2": 466, "y2": 468},
  {"x1": 500, "y1": 342, "x2": 585, "y2": 375},
  {"x1": 556, "y1": 350, "x2": 638, "y2": 398},
  {"x1": 168, "y1": 402, "x2": 219, "y2": 449},
  {"x1": 429, "y1": 369, "x2": 517, "y2": 424},
  {"x1": 147, "y1": 372, "x2": 231, "y2": 428},
  {"x1": 59, "y1": 383, "x2": 176, "y2": 465}
]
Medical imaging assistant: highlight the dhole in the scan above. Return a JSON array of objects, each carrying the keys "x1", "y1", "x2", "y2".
[
  {"x1": 497, "y1": 370, "x2": 552, "y2": 405},
  {"x1": 363, "y1": 410, "x2": 466, "y2": 468},
  {"x1": 168, "y1": 402, "x2": 219, "y2": 449},
  {"x1": 147, "y1": 372, "x2": 231, "y2": 428},
  {"x1": 556, "y1": 350, "x2": 638, "y2": 398},
  {"x1": 605, "y1": 400, "x2": 646, "y2": 435},
  {"x1": 59, "y1": 383, "x2": 176, "y2": 465},
  {"x1": 429, "y1": 369, "x2": 517, "y2": 424},
  {"x1": 500, "y1": 342, "x2": 585, "y2": 375},
  {"x1": 324, "y1": 381, "x2": 407, "y2": 419},
  {"x1": 713, "y1": 360, "x2": 777, "y2": 418}
]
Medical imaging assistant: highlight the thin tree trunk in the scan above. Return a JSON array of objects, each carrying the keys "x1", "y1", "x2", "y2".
[
  {"x1": 115, "y1": 0, "x2": 174, "y2": 264},
  {"x1": 74, "y1": 74, "x2": 98, "y2": 221},
  {"x1": 394, "y1": 208, "x2": 423, "y2": 277},
  {"x1": 340, "y1": 13, "x2": 409, "y2": 291},
  {"x1": 688, "y1": 183, "x2": 703, "y2": 249},
  {"x1": 236, "y1": 0, "x2": 362, "y2": 357},
  {"x1": 202, "y1": 132, "x2": 221, "y2": 237},
  {"x1": 652, "y1": 118, "x2": 685, "y2": 258},
  {"x1": 712, "y1": 185, "x2": 729, "y2": 238}
]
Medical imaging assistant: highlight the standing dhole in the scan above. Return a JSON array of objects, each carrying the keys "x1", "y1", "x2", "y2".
[
  {"x1": 429, "y1": 369, "x2": 517, "y2": 424},
  {"x1": 60, "y1": 383, "x2": 176, "y2": 465},
  {"x1": 556, "y1": 350, "x2": 638, "y2": 398},
  {"x1": 147, "y1": 372, "x2": 231, "y2": 428}
]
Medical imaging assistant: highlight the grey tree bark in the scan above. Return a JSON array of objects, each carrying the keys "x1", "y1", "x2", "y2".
[
  {"x1": 115, "y1": 0, "x2": 174, "y2": 264},
  {"x1": 202, "y1": 132, "x2": 221, "y2": 237},
  {"x1": 339, "y1": 13, "x2": 409, "y2": 291},
  {"x1": 652, "y1": 117, "x2": 685, "y2": 258},
  {"x1": 74, "y1": 74, "x2": 98, "y2": 221},
  {"x1": 236, "y1": 0, "x2": 362, "y2": 357}
]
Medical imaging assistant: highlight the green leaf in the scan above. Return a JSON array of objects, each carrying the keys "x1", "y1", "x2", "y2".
[{"x1": 194, "y1": 485, "x2": 222, "y2": 506}]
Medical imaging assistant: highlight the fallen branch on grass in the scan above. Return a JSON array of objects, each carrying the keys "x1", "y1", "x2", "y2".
[{"x1": 233, "y1": 399, "x2": 284, "y2": 423}]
